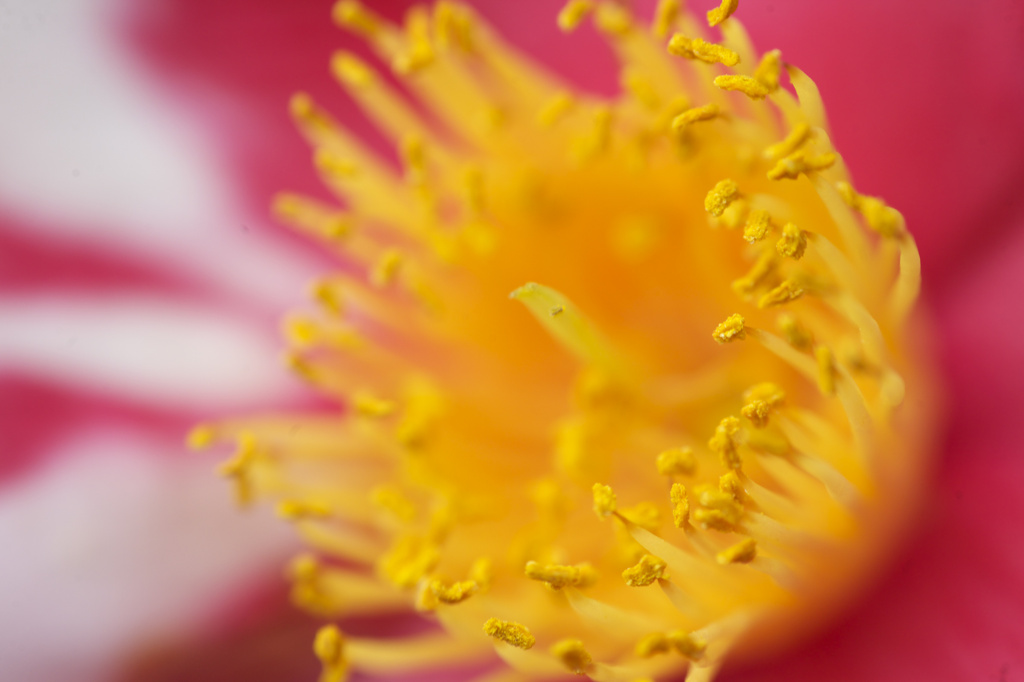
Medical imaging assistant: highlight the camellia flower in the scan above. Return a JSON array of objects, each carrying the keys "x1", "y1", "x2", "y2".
[{"x1": 188, "y1": 2, "x2": 942, "y2": 680}]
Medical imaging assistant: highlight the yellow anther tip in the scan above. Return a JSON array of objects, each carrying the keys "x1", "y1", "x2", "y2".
[
  {"x1": 716, "y1": 537, "x2": 758, "y2": 565},
  {"x1": 707, "y1": 0, "x2": 739, "y2": 27},
  {"x1": 557, "y1": 0, "x2": 593, "y2": 32},
  {"x1": 483, "y1": 618, "x2": 536, "y2": 650},
  {"x1": 712, "y1": 313, "x2": 746, "y2": 344},
  {"x1": 313, "y1": 624, "x2": 346, "y2": 666},
  {"x1": 551, "y1": 639, "x2": 593, "y2": 675},
  {"x1": 592, "y1": 483, "x2": 617, "y2": 518},
  {"x1": 714, "y1": 74, "x2": 771, "y2": 100},
  {"x1": 186, "y1": 425, "x2": 215, "y2": 450},
  {"x1": 622, "y1": 554, "x2": 668, "y2": 587},
  {"x1": 656, "y1": 446, "x2": 697, "y2": 476},
  {"x1": 670, "y1": 483, "x2": 689, "y2": 528},
  {"x1": 704, "y1": 179, "x2": 740, "y2": 218}
]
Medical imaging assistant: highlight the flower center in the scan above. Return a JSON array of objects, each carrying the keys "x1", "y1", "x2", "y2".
[{"x1": 191, "y1": 1, "x2": 937, "y2": 680}]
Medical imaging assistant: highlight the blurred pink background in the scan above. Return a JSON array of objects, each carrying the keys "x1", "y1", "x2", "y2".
[{"x1": 1, "y1": 1, "x2": 1023, "y2": 681}]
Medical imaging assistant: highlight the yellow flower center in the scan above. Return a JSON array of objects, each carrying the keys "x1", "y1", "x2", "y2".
[{"x1": 191, "y1": 1, "x2": 938, "y2": 680}]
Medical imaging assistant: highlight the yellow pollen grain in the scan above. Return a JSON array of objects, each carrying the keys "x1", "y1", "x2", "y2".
[
  {"x1": 671, "y1": 103, "x2": 722, "y2": 131},
  {"x1": 652, "y1": 0, "x2": 680, "y2": 38},
  {"x1": 764, "y1": 122, "x2": 812, "y2": 162},
  {"x1": 815, "y1": 345, "x2": 837, "y2": 395},
  {"x1": 669, "y1": 631, "x2": 708, "y2": 660},
  {"x1": 754, "y1": 49, "x2": 782, "y2": 91},
  {"x1": 768, "y1": 150, "x2": 838, "y2": 181},
  {"x1": 594, "y1": 2, "x2": 633, "y2": 36},
  {"x1": 592, "y1": 483, "x2": 617, "y2": 518},
  {"x1": 704, "y1": 179, "x2": 740, "y2": 217},
  {"x1": 667, "y1": 34, "x2": 740, "y2": 67},
  {"x1": 743, "y1": 208, "x2": 771, "y2": 244},
  {"x1": 525, "y1": 561, "x2": 598, "y2": 589},
  {"x1": 552, "y1": 638, "x2": 594, "y2": 675},
  {"x1": 313, "y1": 624, "x2": 347, "y2": 682},
  {"x1": 484, "y1": 618, "x2": 536, "y2": 650},
  {"x1": 776, "y1": 223, "x2": 807, "y2": 259},
  {"x1": 758, "y1": 279, "x2": 804, "y2": 309},
  {"x1": 557, "y1": 0, "x2": 593, "y2": 32},
  {"x1": 714, "y1": 74, "x2": 771, "y2": 99},
  {"x1": 657, "y1": 446, "x2": 697, "y2": 476},
  {"x1": 717, "y1": 537, "x2": 758, "y2": 565},
  {"x1": 707, "y1": 0, "x2": 740, "y2": 27},
  {"x1": 430, "y1": 579, "x2": 478, "y2": 604},
  {"x1": 709, "y1": 416, "x2": 743, "y2": 470},
  {"x1": 712, "y1": 313, "x2": 746, "y2": 344},
  {"x1": 622, "y1": 554, "x2": 668, "y2": 587},
  {"x1": 670, "y1": 483, "x2": 689, "y2": 528},
  {"x1": 719, "y1": 471, "x2": 746, "y2": 501}
]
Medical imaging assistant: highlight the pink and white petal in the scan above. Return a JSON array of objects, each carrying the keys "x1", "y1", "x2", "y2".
[
  {"x1": 0, "y1": 427, "x2": 298, "y2": 682},
  {"x1": 0, "y1": 293, "x2": 298, "y2": 411},
  {"x1": 0, "y1": 0, "x2": 323, "y2": 311}
]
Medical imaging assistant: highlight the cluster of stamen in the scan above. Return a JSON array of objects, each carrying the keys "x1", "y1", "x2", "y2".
[{"x1": 191, "y1": 1, "x2": 930, "y2": 681}]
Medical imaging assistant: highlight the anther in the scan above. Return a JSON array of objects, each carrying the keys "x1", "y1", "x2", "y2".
[
  {"x1": 592, "y1": 483, "x2": 617, "y2": 518},
  {"x1": 370, "y1": 250, "x2": 403, "y2": 287},
  {"x1": 767, "y1": 150, "x2": 837, "y2": 180},
  {"x1": 653, "y1": 0, "x2": 681, "y2": 39},
  {"x1": 716, "y1": 537, "x2": 758, "y2": 565},
  {"x1": 668, "y1": 631, "x2": 708, "y2": 660},
  {"x1": 714, "y1": 74, "x2": 771, "y2": 99},
  {"x1": 764, "y1": 122, "x2": 811, "y2": 161},
  {"x1": 670, "y1": 483, "x2": 689, "y2": 528},
  {"x1": 551, "y1": 639, "x2": 593, "y2": 675},
  {"x1": 277, "y1": 499, "x2": 332, "y2": 521},
  {"x1": 186, "y1": 425, "x2": 215, "y2": 450},
  {"x1": 712, "y1": 313, "x2": 746, "y2": 344},
  {"x1": 667, "y1": 35, "x2": 740, "y2": 67},
  {"x1": 671, "y1": 103, "x2": 722, "y2": 131},
  {"x1": 657, "y1": 447, "x2": 697, "y2": 476},
  {"x1": 836, "y1": 181, "x2": 905, "y2": 238},
  {"x1": 815, "y1": 345, "x2": 836, "y2": 395},
  {"x1": 371, "y1": 486, "x2": 417, "y2": 521},
  {"x1": 430, "y1": 579, "x2": 478, "y2": 604},
  {"x1": 754, "y1": 49, "x2": 782, "y2": 91},
  {"x1": 525, "y1": 561, "x2": 598, "y2": 589},
  {"x1": 331, "y1": 51, "x2": 375, "y2": 88},
  {"x1": 758, "y1": 280, "x2": 804, "y2": 309},
  {"x1": 743, "y1": 209, "x2": 771, "y2": 244},
  {"x1": 313, "y1": 624, "x2": 348, "y2": 682},
  {"x1": 777, "y1": 313, "x2": 812, "y2": 349},
  {"x1": 557, "y1": 0, "x2": 593, "y2": 32},
  {"x1": 741, "y1": 382, "x2": 786, "y2": 427},
  {"x1": 776, "y1": 223, "x2": 807, "y2": 259},
  {"x1": 354, "y1": 392, "x2": 397, "y2": 417},
  {"x1": 706, "y1": 0, "x2": 739, "y2": 27},
  {"x1": 332, "y1": 0, "x2": 380, "y2": 37},
  {"x1": 704, "y1": 179, "x2": 740, "y2": 217},
  {"x1": 708, "y1": 416, "x2": 743, "y2": 470},
  {"x1": 636, "y1": 632, "x2": 672, "y2": 657},
  {"x1": 484, "y1": 618, "x2": 536, "y2": 649},
  {"x1": 622, "y1": 554, "x2": 668, "y2": 586},
  {"x1": 538, "y1": 91, "x2": 575, "y2": 128}
]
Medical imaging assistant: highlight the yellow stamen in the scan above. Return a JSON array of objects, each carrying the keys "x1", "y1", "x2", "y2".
[
  {"x1": 671, "y1": 103, "x2": 722, "y2": 131},
  {"x1": 314, "y1": 624, "x2": 348, "y2": 682},
  {"x1": 483, "y1": 618, "x2": 535, "y2": 650},
  {"x1": 742, "y1": 208, "x2": 771, "y2": 244},
  {"x1": 707, "y1": 0, "x2": 740, "y2": 27},
  {"x1": 754, "y1": 49, "x2": 782, "y2": 91},
  {"x1": 704, "y1": 179, "x2": 740, "y2": 217},
  {"x1": 741, "y1": 382, "x2": 786, "y2": 427},
  {"x1": 815, "y1": 345, "x2": 836, "y2": 395},
  {"x1": 776, "y1": 222, "x2": 808, "y2": 260},
  {"x1": 764, "y1": 122, "x2": 812, "y2": 162},
  {"x1": 557, "y1": 0, "x2": 593, "y2": 32},
  {"x1": 716, "y1": 538, "x2": 758, "y2": 565},
  {"x1": 670, "y1": 483, "x2": 690, "y2": 528},
  {"x1": 656, "y1": 446, "x2": 697, "y2": 476},
  {"x1": 551, "y1": 639, "x2": 593, "y2": 675},
  {"x1": 667, "y1": 34, "x2": 740, "y2": 67},
  {"x1": 622, "y1": 554, "x2": 668, "y2": 586},
  {"x1": 767, "y1": 150, "x2": 838, "y2": 181},
  {"x1": 708, "y1": 416, "x2": 743, "y2": 470},
  {"x1": 714, "y1": 74, "x2": 771, "y2": 99},
  {"x1": 712, "y1": 313, "x2": 746, "y2": 344},
  {"x1": 593, "y1": 483, "x2": 618, "y2": 519},
  {"x1": 652, "y1": 0, "x2": 681, "y2": 39},
  {"x1": 430, "y1": 579, "x2": 478, "y2": 604},
  {"x1": 525, "y1": 561, "x2": 598, "y2": 589}
]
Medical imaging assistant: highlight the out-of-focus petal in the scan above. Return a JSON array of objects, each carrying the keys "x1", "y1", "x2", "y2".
[
  {"x1": 0, "y1": 293, "x2": 297, "y2": 410},
  {"x1": 0, "y1": 428, "x2": 297, "y2": 682},
  {"x1": 0, "y1": 0, "x2": 324, "y2": 310}
]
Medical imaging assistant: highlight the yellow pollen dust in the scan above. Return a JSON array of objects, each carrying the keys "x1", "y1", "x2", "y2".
[{"x1": 198, "y1": 2, "x2": 936, "y2": 682}]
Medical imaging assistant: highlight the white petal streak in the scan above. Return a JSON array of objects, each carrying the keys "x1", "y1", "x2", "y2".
[
  {"x1": 0, "y1": 293, "x2": 297, "y2": 409},
  {"x1": 0, "y1": 429, "x2": 297, "y2": 682},
  {"x1": 0, "y1": 0, "x2": 315, "y2": 308}
]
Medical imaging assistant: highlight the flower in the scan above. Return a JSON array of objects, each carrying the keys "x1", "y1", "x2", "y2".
[
  {"x1": 187, "y1": 1, "x2": 942, "y2": 680},
  {"x1": 2, "y1": 1, "x2": 1023, "y2": 681}
]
